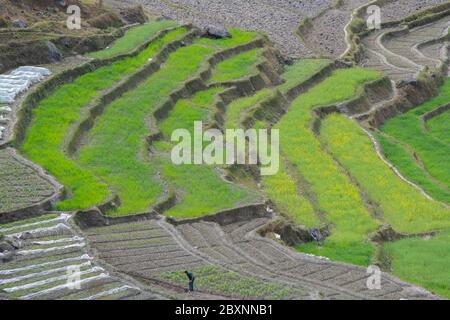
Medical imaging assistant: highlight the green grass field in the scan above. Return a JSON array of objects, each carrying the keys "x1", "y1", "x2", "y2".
[
  {"x1": 384, "y1": 230, "x2": 450, "y2": 298},
  {"x1": 87, "y1": 20, "x2": 178, "y2": 59},
  {"x1": 219, "y1": 59, "x2": 332, "y2": 229},
  {"x1": 209, "y1": 48, "x2": 262, "y2": 83},
  {"x1": 21, "y1": 27, "x2": 189, "y2": 211},
  {"x1": 277, "y1": 68, "x2": 381, "y2": 266},
  {"x1": 426, "y1": 109, "x2": 450, "y2": 145},
  {"x1": 155, "y1": 88, "x2": 256, "y2": 218},
  {"x1": 321, "y1": 114, "x2": 450, "y2": 234},
  {"x1": 78, "y1": 44, "x2": 215, "y2": 216},
  {"x1": 263, "y1": 158, "x2": 319, "y2": 228},
  {"x1": 381, "y1": 78, "x2": 450, "y2": 190},
  {"x1": 278, "y1": 59, "x2": 331, "y2": 93},
  {"x1": 78, "y1": 30, "x2": 260, "y2": 216},
  {"x1": 377, "y1": 133, "x2": 450, "y2": 204},
  {"x1": 257, "y1": 59, "x2": 332, "y2": 229},
  {"x1": 223, "y1": 88, "x2": 273, "y2": 129}
]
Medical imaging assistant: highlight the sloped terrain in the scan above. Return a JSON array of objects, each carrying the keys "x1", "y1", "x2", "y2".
[
  {"x1": 1, "y1": 2, "x2": 450, "y2": 301},
  {"x1": 0, "y1": 0, "x2": 143, "y2": 73},
  {"x1": 299, "y1": 0, "x2": 370, "y2": 58},
  {"x1": 360, "y1": 16, "x2": 449, "y2": 81},
  {"x1": 126, "y1": 0, "x2": 335, "y2": 57}
]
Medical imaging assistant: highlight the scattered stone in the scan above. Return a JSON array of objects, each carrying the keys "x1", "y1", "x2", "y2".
[
  {"x1": 258, "y1": 218, "x2": 329, "y2": 246},
  {"x1": 46, "y1": 41, "x2": 62, "y2": 62},
  {"x1": 0, "y1": 17, "x2": 8, "y2": 28},
  {"x1": 0, "y1": 250, "x2": 14, "y2": 262},
  {"x1": 11, "y1": 19, "x2": 28, "y2": 29},
  {"x1": 8, "y1": 237, "x2": 24, "y2": 250},
  {"x1": 119, "y1": 5, "x2": 148, "y2": 24},
  {"x1": 204, "y1": 25, "x2": 231, "y2": 39},
  {"x1": 19, "y1": 232, "x2": 33, "y2": 241},
  {"x1": 0, "y1": 241, "x2": 14, "y2": 252}
]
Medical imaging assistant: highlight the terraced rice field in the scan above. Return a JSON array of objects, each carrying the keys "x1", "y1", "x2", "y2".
[
  {"x1": 19, "y1": 23, "x2": 265, "y2": 216},
  {"x1": 322, "y1": 114, "x2": 449, "y2": 233},
  {"x1": 380, "y1": 78, "x2": 450, "y2": 203},
  {"x1": 277, "y1": 68, "x2": 382, "y2": 266},
  {"x1": 21, "y1": 25, "x2": 191, "y2": 211},
  {"x1": 87, "y1": 20, "x2": 179, "y2": 59},
  {"x1": 2, "y1": 4, "x2": 450, "y2": 300},
  {"x1": 78, "y1": 29, "x2": 264, "y2": 216},
  {"x1": 155, "y1": 88, "x2": 259, "y2": 218}
]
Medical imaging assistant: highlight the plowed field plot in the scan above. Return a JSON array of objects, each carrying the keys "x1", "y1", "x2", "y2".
[
  {"x1": 360, "y1": 14, "x2": 449, "y2": 82},
  {"x1": 159, "y1": 265, "x2": 306, "y2": 299},
  {"x1": 382, "y1": 16, "x2": 450, "y2": 70},
  {"x1": 87, "y1": 220, "x2": 309, "y2": 299},
  {"x1": 170, "y1": 217, "x2": 437, "y2": 300},
  {"x1": 300, "y1": 0, "x2": 370, "y2": 57},
  {"x1": 86, "y1": 220, "x2": 205, "y2": 274},
  {"x1": 0, "y1": 148, "x2": 56, "y2": 214},
  {"x1": 0, "y1": 213, "x2": 156, "y2": 300}
]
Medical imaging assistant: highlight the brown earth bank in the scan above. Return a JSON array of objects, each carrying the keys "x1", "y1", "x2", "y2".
[{"x1": 0, "y1": 0, "x2": 147, "y2": 73}]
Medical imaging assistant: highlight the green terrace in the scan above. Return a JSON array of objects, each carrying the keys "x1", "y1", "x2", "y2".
[
  {"x1": 10, "y1": 18, "x2": 450, "y2": 299},
  {"x1": 21, "y1": 26, "x2": 190, "y2": 211},
  {"x1": 380, "y1": 78, "x2": 450, "y2": 203}
]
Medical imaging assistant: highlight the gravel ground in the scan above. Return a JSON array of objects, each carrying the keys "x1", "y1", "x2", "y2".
[
  {"x1": 114, "y1": 0, "x2": 336, "y2": 57},
  {"x1": 302, "y1": 0, "x2": 369, "y2": 57},
  {"x1": 377, "y1": 0, "x2": 449, "y2": 23},
  {"x1": 300, "y1": 0, "x2": 448, "y2": 58}
]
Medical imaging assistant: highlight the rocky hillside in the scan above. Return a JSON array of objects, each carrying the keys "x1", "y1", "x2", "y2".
[{"x1": 0, "y1": 0, "x2": 147, "y2": 73}]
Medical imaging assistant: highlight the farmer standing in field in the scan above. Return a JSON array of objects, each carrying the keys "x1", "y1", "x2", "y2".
[{"x1": 185, "y1": 270, "x2": 195, "y2": 292}]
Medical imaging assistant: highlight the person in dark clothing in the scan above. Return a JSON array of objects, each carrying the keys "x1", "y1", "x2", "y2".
[
  {"x1": 310, "y1": 228, "x2": 323, "y2": 246},
  {"x1": 185, "y1": 271, "x2": 195, "y2": 292}
]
